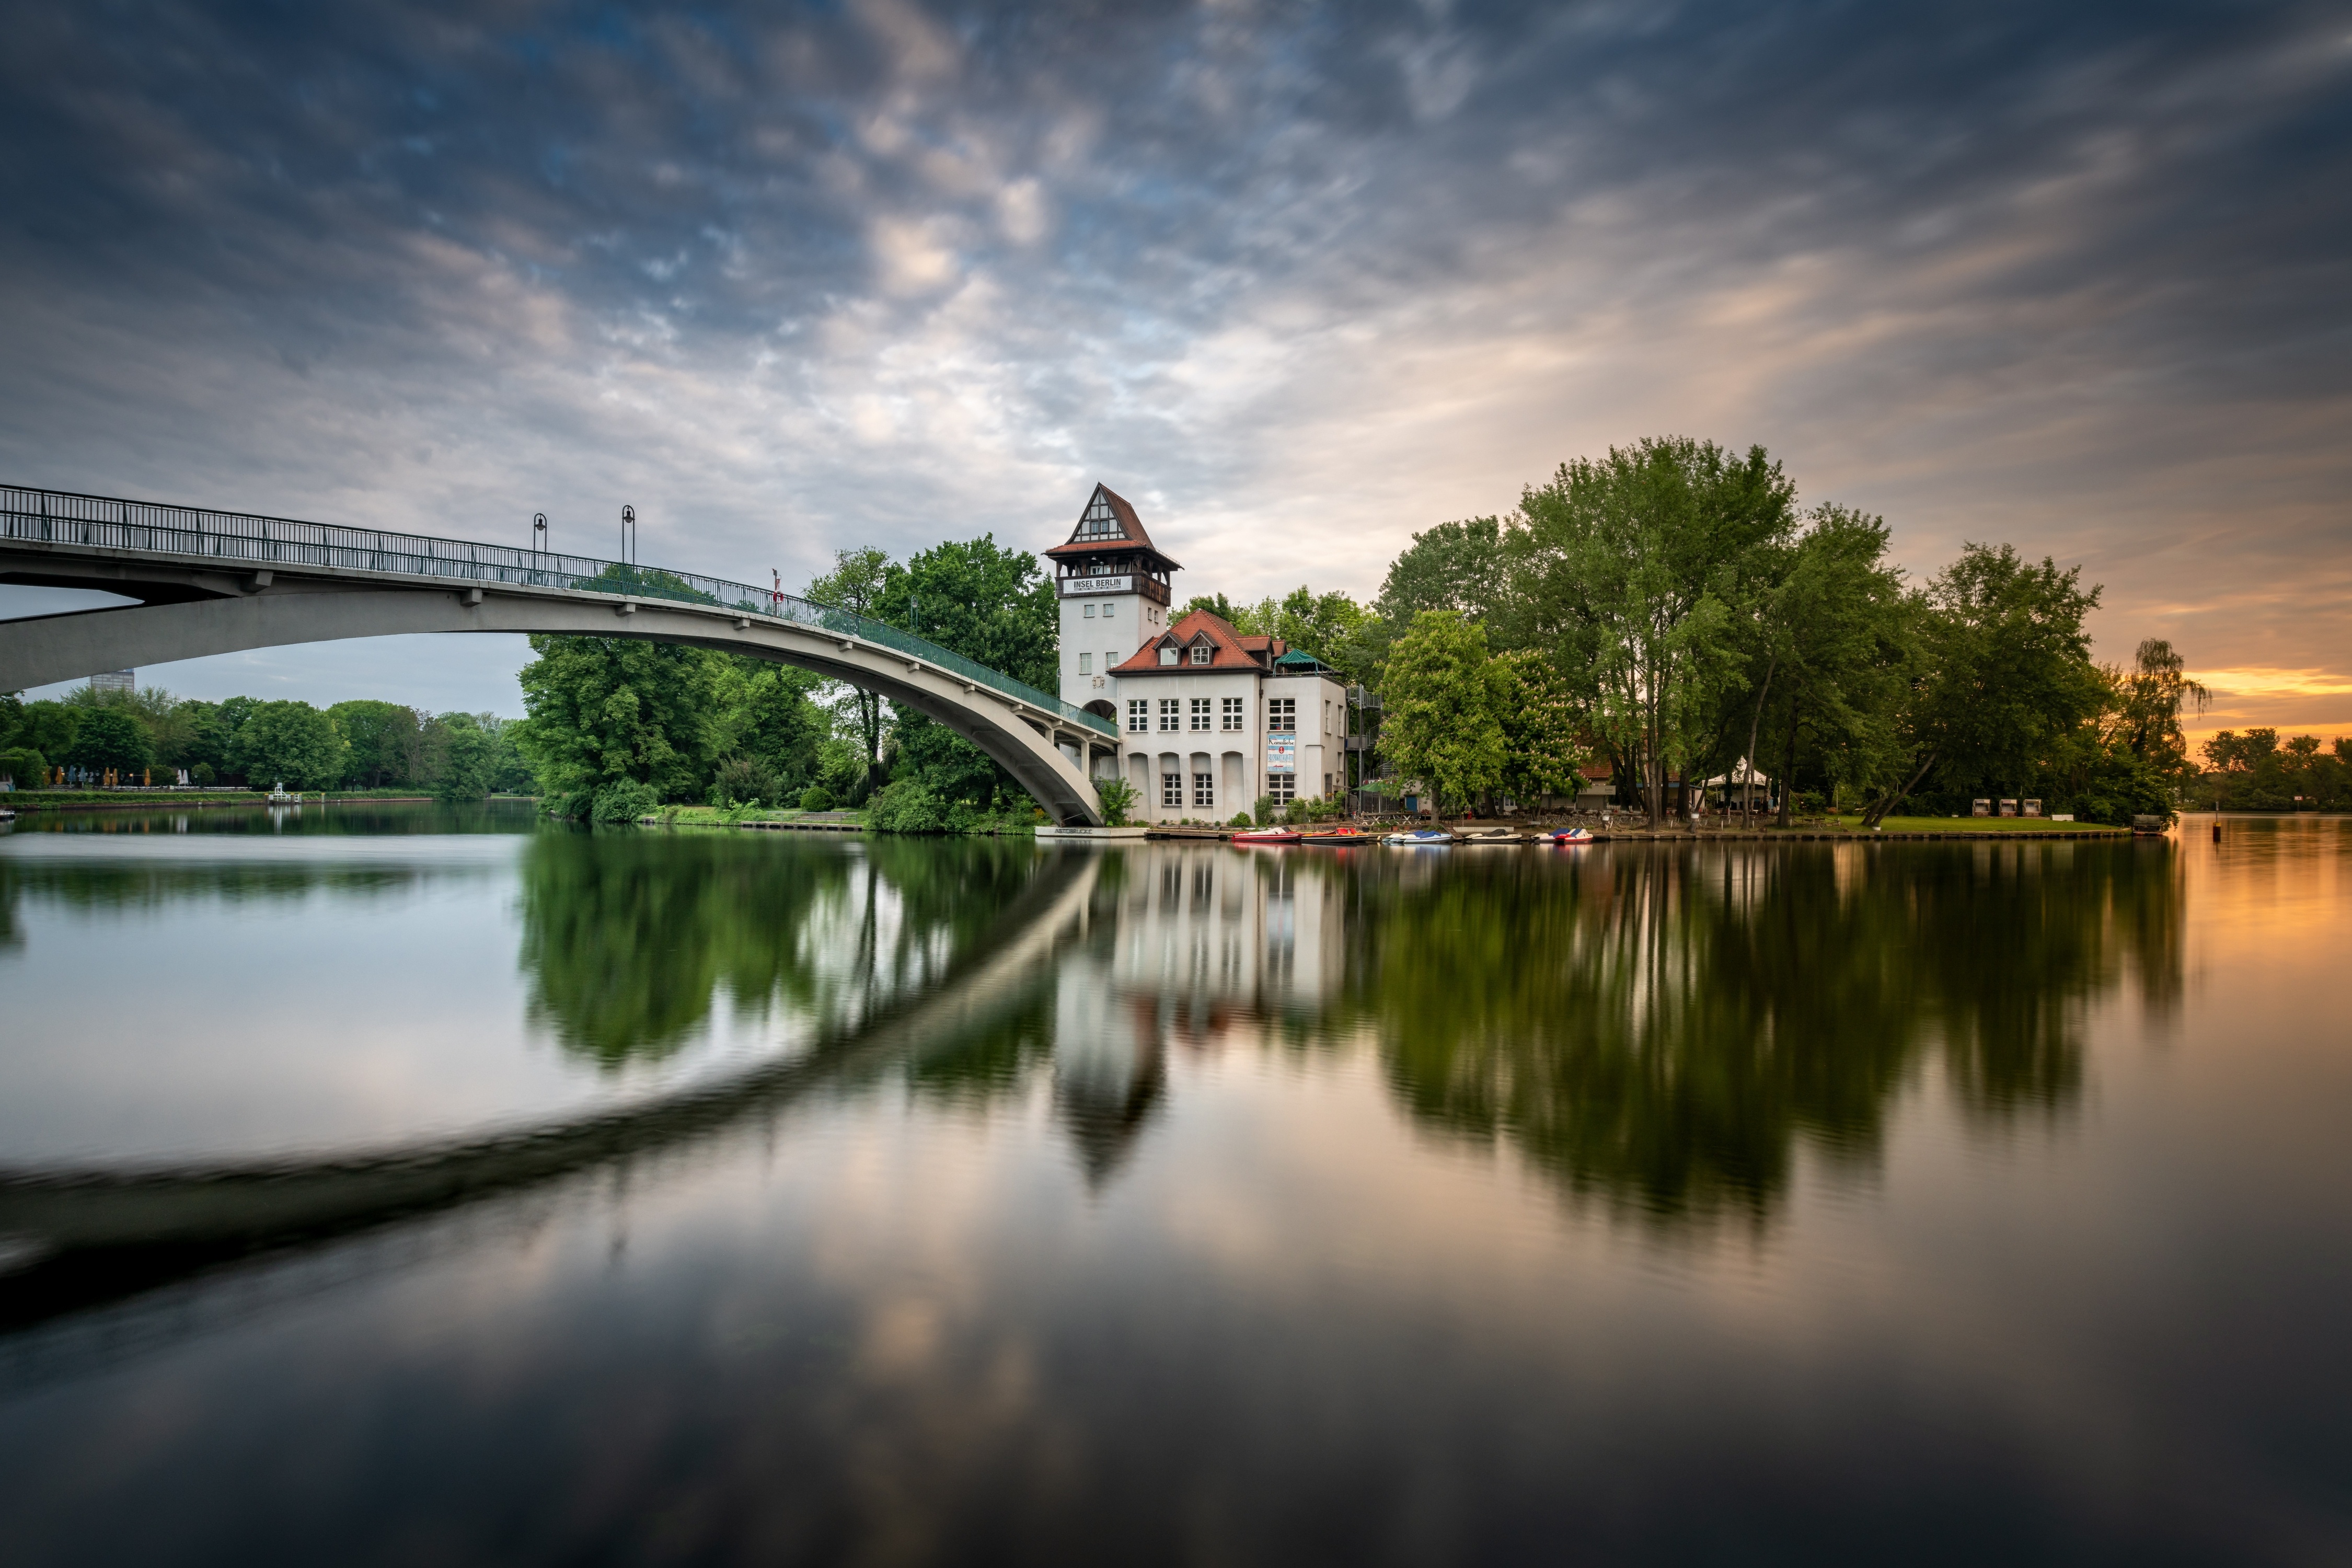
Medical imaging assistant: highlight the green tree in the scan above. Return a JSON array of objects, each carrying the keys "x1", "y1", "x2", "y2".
[
  {"x1": 1179, "y1": 592, "x2": 1246, "y2": 624},
  {"x1": 1495, "y1": 649, "x2": 1588, "y2": 807},
  {"x1": 229, "y1": 700, "x2": 347, "y2": 789},
  {"x1": 1515, "y1": 438, "x2": 1800, "y2": 828},
  {"x1": 805, "y1": 546, "x2": 895, "y2": 783},
  {"x1": 874, "y1": 535, "x2": 1058, "y2": 812},
  {"x1": 330, "y1": 700, "x2": 422, "y2": 787},
  {"x1": 1374, "y1": 515, "x2": 1510, "y2": 630},
  {"x1": 882, "y1": 535, "x2": 1057, "y2": 689},
  {"x1": 1744, "y1": 506, "x2": 1914, "y2": 826},
  {"x1": 713, "y1": 661, "x2": 827, "y2": 794},
  {"x1": 429, "y1": 711, "x2": 497, "y2": 800},
  {"x1": 1860, "y1": 544, "x2": 2104, "y2": 826},
  {"x1": 1383, "y1": 610, "x2": 1509, "y2": 821},
  {"x1": 514, "y1": 636, "x2": 723, "y2": 807},
  {"x1": 15, "y1": 700, "x2": 82, "y2": 764},
  {"x1": 67, "y1": 709, "x2": 155, "y2": 775}
]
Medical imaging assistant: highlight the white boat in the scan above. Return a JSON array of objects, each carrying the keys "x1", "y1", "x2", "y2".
[{"x1": 1382, "y1": 828, "x2": 1455, "y2": 847}]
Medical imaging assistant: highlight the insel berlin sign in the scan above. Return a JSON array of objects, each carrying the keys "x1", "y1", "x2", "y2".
[
  {"x1": 1061, "y1": 575, "x2": 1131, "y2": 595},
  {"x1": 1264, "y1": 735, "x2": 1296, "y2": 774}
]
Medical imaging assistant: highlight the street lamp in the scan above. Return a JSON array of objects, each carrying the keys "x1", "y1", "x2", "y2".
[
  {"x1": 533, "y1": 512, "x2": 547, "y2": 575},
  {"x1": 620, "y1": 504, "x2": 636, "y2": 566}
]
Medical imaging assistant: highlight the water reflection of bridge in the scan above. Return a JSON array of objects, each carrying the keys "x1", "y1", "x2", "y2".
[{"x1": 0, "y1": 833, "x2": 2186, "y2": 1349}]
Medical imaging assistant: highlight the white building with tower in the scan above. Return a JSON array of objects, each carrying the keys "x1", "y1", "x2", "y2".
[{"x1": 1047, "y1": 483, "x2": 1348, "y2": 824}]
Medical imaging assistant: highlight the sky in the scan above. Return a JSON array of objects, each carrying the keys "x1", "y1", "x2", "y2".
[{"x1": 2, "y1": 0, "x2": 2346, "y2": 734}]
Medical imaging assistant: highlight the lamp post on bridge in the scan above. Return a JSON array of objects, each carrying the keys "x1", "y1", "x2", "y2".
[
  {"x1": 620, "y1": 504, "x2": 636, "y2": 568},
  {"x1": 533, "y1": 512, "x2": 547, "y2": 580}
]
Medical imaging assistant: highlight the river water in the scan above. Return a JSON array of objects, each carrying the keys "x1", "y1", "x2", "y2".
[{"x1": 0, "y1": 805, "x2": 2345, "y2": 1564}]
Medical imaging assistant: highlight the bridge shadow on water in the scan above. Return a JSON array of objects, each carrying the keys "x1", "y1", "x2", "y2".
[{"x1": 0, "y1": 831, "x2": 2185, "y2": 1362}]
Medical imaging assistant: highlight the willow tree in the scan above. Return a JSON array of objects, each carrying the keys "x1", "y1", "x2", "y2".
[
  {"x1": 1513, "y1": 438, "x2": 1798, "y2": 828},
  {"x1": 2116, "y1": 639, "x2": 2209, "y2": 783}
]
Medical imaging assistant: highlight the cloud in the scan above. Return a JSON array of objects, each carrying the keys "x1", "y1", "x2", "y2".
[{"x1": 0, "y1": 1, "x2": 2345, "y2": 720}]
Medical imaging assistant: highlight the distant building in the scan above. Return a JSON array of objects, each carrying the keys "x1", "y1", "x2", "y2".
[
  {"x1": 1048, "y1": 484, "x2": 1348, "y2": 823},
  {"x1": 89, "y1": 670, "x2": 135, "y2": 695}
]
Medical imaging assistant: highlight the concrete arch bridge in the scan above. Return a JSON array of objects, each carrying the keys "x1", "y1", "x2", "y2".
[{"x1": 0, "y1": 486, "x2": 1119, "y2": 823}]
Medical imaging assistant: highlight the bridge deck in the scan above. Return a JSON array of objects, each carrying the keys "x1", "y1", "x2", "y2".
[{"x1": 1, "y1": 484, "x2": 1116, "y2": 742}]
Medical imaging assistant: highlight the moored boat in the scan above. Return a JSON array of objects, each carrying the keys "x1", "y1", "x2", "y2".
[
  {"x1": 1297, "y1": 825, "x2": 1374, "y2": 846},
  {"x1": 1547, "y1": 826, "x2": 1595, "y2": 845},
  {"x1": 1382, "y1": 828, "x2": 1455, "y2": 846},
  {"x1": 1231, "y1": 826, "x2": 1302, "y2": 845},
  {"x1": 1454, "y1": 826, "x2": 1522, "y2": 845}
]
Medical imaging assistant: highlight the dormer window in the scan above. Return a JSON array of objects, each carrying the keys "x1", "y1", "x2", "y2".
[
  {"x1": 1190, "y1": 644, "x2": 1210, "y2": 665},
  {"x1": 1159, "y1": 646, "x2": 1179, "y2": 666}
]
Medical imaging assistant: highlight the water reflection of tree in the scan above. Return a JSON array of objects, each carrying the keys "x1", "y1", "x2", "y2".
[
  {"x1": 1353, "y1": 843, "x2": 2184, "y2": 1225},
  {"x1": 516, "y1": 832, "x2": 1048, "y2": 1069}
]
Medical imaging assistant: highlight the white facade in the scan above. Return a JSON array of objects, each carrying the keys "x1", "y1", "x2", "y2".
[
  {"x1": 1057, "y1": 575, "x2": 1169, "y2": 712},
  {"x1": 1046, "y1": 484, "x2": 1347, "y2": 823},
  {"x1": 1104, "y1": 659, "x2": 1346, "y2": 824}
]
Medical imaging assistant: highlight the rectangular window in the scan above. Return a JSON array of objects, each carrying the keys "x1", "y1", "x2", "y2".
[
  {"x1": 1324, "y1": 700, "x2": 1332, "y2": 734},
  {"x1": 1189, "y1": 698, "x2": 1210, "y2": 731},
  {"x1": 1221, "y1": 697, "x2": 1243, "y2": 730},
  {"x1": 1083, "y1": 603, "x2": 1096, "y2": 619},
  {"x1": 1190, "y1": 644, "x2": 1210, "y2": 665},
  {"x1": 1267, "y1": 773, "x2": 1296, "y2": 804},
  {"x1": 1159, "y1": 699, "x2": 1181, "y2": 732},
  {"x1": 1102, "y1": 603, "x2": 1114, "y2": 619},
  {"x1": 1159, "y1": 647, "x2": 1178, "y2": 665},
  {"x1": 1127, "y1": 699, "x2": 1149, "y2": 733},
  {"x1": 1078, "y1": 653, "x2": 1092, "y2": 674},
  {"x1": 1106, "y1": 650, "x2": 1120, "y2": 671},
  {"x1": 1162, "y1": 772, "x2": 1182, "y2": 808},
  {"x1": 1193, "y1": 774, "x2": 1215, "y2": 808},
  {"x1": 1267, "y1": 698, "x2": 1296, "y2": 733}
]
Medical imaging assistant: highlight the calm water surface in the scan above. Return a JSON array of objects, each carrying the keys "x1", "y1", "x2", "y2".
[{"x1": 0, "y1": 805, "x2": 2346, "y2": 1564}]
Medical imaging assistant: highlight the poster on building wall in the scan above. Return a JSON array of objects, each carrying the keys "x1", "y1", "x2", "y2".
[{"x1": 1264, "y1": 736, "x2": 1296, "y2": 773}]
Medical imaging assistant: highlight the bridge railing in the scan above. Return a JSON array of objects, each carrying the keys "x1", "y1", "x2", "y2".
[{"x1": 1, "y1": 485, "x2": 1117, "y2": 740}]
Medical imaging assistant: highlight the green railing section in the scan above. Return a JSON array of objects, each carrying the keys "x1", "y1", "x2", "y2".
[{"x1": 1, "y1": 485, "x2": 1116, "y2": 740}]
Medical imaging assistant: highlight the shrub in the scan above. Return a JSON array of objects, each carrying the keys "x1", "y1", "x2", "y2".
[
  {"x1": 711, "y1": 755, "x2": 781, "y2": 809},
  {"x1": 1094, "y1": 776, "x2": 1139, "y2": 827},
  {"x1": 1253, "y1": 794, "x2": 1275, "y2": 827},
  {"x1": 868, "y1": 778, "x2": 948, "y2": 834},
  {"x1": 190, "y1": 762, "x2": 215, "y2": 787},
  {"x1": 541, "y1": 789, "x2": 590, "y2": 820},
  {"x1": 1, "y1": 746, "x2": 45, "y2": 788},
  {"x1": 591, "y1": 779, "x2": 660, "y2": 824},
  {"x1": 1229, "y1": 812, "x2": 1252, "y2": 827},
  {"x1": 799, "y1": 783, "x2": 835, "y2": 812}
]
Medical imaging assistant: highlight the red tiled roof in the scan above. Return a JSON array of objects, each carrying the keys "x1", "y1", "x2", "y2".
[
  {"x1": 1044, "y1": 482, "x2": 1181, "y2": 568},
  {"x1": 1110, "y1": 609, "x2": 1267, "y2": 675}
]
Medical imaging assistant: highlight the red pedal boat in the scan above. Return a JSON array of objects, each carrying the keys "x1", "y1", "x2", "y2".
[{"x1": 1232, "y1": 827, "x2": 1302, "y2": 845}]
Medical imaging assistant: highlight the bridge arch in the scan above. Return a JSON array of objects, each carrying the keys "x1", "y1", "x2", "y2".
[{"x1": 0, "y1": 487, "x2": 1120, "y2": 823}]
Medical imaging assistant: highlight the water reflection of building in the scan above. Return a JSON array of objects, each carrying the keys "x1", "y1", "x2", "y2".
[{"x1": 1050, "y1": 846, "x2": 1345, "y2": 1182}]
